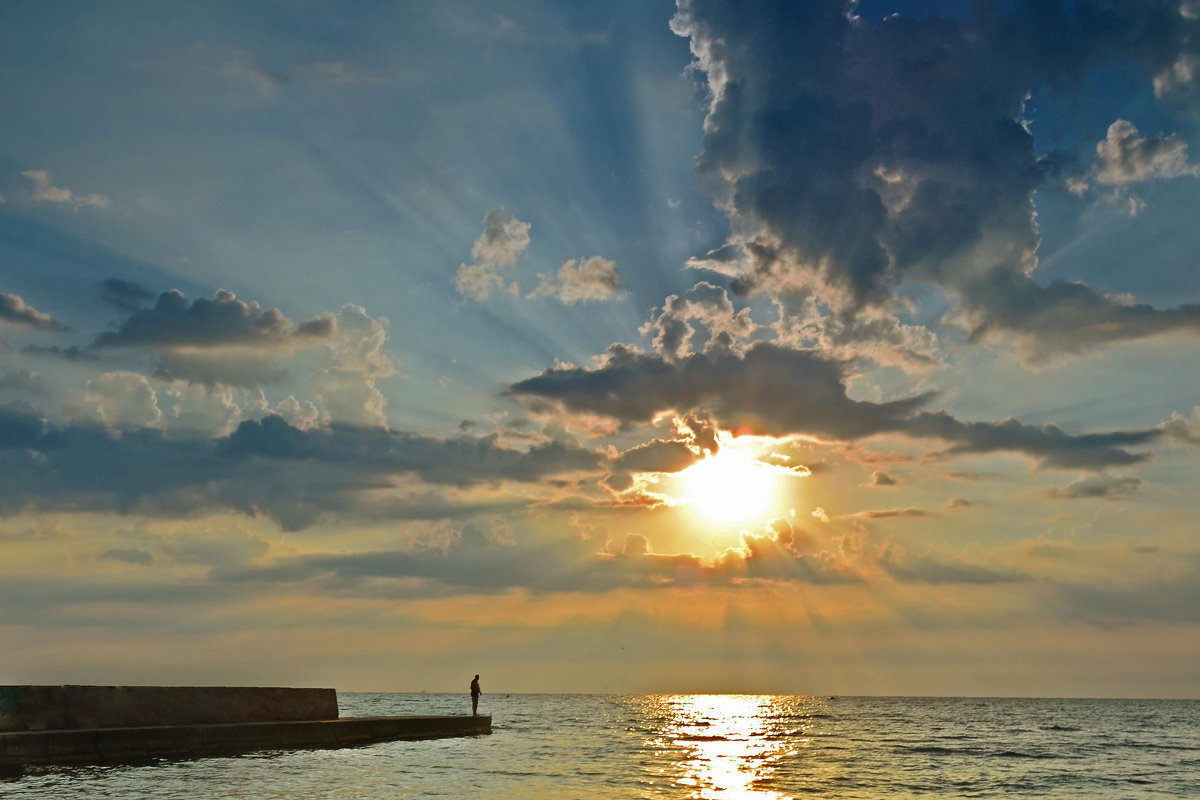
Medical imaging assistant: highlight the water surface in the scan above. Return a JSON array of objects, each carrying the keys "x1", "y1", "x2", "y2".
[{"x1": 6, "y1": 694, "x2": 1198, "y2": 798}]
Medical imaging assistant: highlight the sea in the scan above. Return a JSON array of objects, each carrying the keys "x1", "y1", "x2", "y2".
[{"x1": 4, "y1": 694, "x2": 1198, "y2": 798}]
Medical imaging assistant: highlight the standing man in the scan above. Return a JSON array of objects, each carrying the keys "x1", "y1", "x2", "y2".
[{"x1": 470, "y1": 674, "x2": 481, "y2": 716}]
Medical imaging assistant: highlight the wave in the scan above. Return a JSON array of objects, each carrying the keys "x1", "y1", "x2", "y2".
[{"x1": 899, "y1": 745, "x2": 1060, "y2": 760}]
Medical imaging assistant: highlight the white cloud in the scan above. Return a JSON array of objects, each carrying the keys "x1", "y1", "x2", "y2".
[
  {"x1": 22, "y1": 169, "x2": 110, "y2": 210},
  {"x1": 1093, "y1": 120, "x2": 1199, "y2": 186},
  {"x1": 219, "y1": 51, "x2": 288, "y2": 94},
  {"x1": 528, "y1": 256, "x2": 623, "y2": 304},
  {"x1": 455, "y1": 206, "x2": 530, "y2": 301},
  {"x1": 640, "y1": 282, "x2": 756, "y2": 361},
  {"x1": 311, "y1": 305, "x2": 395, "y2": 427},
  {"x1": 1154, "y1": 53, "x2": 1198, "y2": 97},
  {"x1": 1161, "y1": 405, "x2": 1200, "y2": 445},
  {"x1": 328, "y1": 304, "x2": 394, "y2": 378},
  {"x1": 275, "y1": 395, "x2": 321, "y2": 429},
  {"x1": 312, "y1": 368, "x2": 388, "y2": 427},
  {"x1": 85, "y1": 372, "x2": 163, "y2": 430},
  {"x1": 167, "y1": 383, "x2": 244, "y2": 437}
]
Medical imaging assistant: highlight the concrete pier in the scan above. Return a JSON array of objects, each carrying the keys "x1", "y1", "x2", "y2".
[
  {"x1": 0, "y1": 686, "x2": 490, "y2": 771},
  {"x1": 0, "y1": 685, "x2": 338, "y2": 731}
]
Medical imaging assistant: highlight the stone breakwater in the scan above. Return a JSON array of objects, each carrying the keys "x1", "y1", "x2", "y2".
[{"x1": 0, "y1": 686, "x2": 490, "y2": 771}]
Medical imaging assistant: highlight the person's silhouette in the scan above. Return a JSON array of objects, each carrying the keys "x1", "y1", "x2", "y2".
[{"x1": 470, "y1": 674, "x2": 481, "y2": 716}]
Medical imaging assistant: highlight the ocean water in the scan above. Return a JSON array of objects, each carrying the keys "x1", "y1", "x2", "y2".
[{"x1": 4, "y1": 694, "x2": 1198, "y2": 798}]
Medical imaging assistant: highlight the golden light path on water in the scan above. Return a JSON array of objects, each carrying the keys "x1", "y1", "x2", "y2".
[{"x1": 646, "y1": 695, "x2": 812, "y2": 798}]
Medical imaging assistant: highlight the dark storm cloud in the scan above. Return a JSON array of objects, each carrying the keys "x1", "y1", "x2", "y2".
[
  {"x1": 907, "y1": 411, "x2": 1158, "y2": 469},
  {"x1": 510, "y1": 342, "x2": 930, "y2": 440},
  {"x1": 606, "y1": 438, "x2": 702, "y2": 492},
  {"x1": 0, "y1": 410, "x2": 602, "y2": 530},
  {"x1": 509, "y1": 341, "x2": 1158, "y2": 469},
  {"x1": 672, "y1": 0, "x2": 1200, "y2": 356},
  {"x1": 219, "y1": 415, "x2": 603, "y2": 488},
  {"x1": 0, "y1": 293, "x2": 67, "y2": 331},
  {"x1": 954, "y1": 268, "x2": 1200, "y2": 360},
  {"x1": 93, "y1": 288, "x2": 333, "y2": 348},
  {"x1": 99, "y1": 278, "x2": 155, "y2": 313}
]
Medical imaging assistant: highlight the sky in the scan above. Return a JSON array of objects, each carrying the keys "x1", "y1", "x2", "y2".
[{"x1": 2, "y1": 0, "x2": 1199, "y2": 698}]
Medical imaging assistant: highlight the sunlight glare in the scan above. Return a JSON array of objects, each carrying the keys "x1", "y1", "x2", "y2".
[
  {"x1": 658, "y1": 694, "x2": 792, "y2": 799},
  {"x1": 680, "y1": 446, "x2": 775, "y2": 525}
]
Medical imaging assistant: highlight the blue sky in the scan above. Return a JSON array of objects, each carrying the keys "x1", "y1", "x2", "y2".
[{"x1": 2, "y1": 0, "x2": 1199, "y2": 696}]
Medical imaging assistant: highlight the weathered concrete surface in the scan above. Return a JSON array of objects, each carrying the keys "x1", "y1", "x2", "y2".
[
  {"x1": 0, "y1": 714, "x2": 491, "y2": 769},
  {"x1": 0, "y1": 686, "x2": 337, "y2": 732}
]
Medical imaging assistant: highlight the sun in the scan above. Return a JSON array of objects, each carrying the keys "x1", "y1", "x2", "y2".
[{"x1": 678, "y1": 445, "x2": 777, "y2": 525}]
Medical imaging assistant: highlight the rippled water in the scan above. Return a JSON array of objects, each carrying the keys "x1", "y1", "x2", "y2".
[{"x1": 5, "y1": 695, "x2": 1198, "y2": 798}]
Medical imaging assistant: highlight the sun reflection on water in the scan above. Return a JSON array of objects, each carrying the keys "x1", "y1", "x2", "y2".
[{"x1": 647, "y1": 694, "x2": 813, "y2": 799}]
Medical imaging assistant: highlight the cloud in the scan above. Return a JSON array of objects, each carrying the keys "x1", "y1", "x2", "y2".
[
  {"x1": 511, "y1": 341, "x2": 928, "y2": 439},
  {"x1": 907, "y1": 410, "x2": 1157, "y2": 470},
  {"x1": 708, "y1": 518, "x2": 852, "y2": 584},
  {"x1": 274, "y1": 395, "x2": 320, "y2": 430},
  {"x1": 0, "y1": 402, "x2": 49, "y2": 450},
  {"x1": 219, "y1": 414, "x2": 602, "y2": 489},
  {"x1": 311, "y1": 305, "x2": 395, "y2": 426},
  {"x1": 167, "y1": 383, "x2": 250, "y2": 438},
  {"x1": 215, "y1": 49, "x2": 377, "y2": 95},
  {"x1": 312, "y1": 368, "x2": 388, "y2": 427},
  {"x1": 0, "y1": 293, "x2": 67, "y2": 331},
  {"x1": 1161, "y1": 406, "x2": 1200, "y2": 445},
  {"x1": 850, "y1": 507, "x2": 927, "y2": 520},
  {"x1": 456, "y1": 206, "x2": 531, "y2": 301},
  {"x1": 0, "y1": 409, "x2": 603, "y2": 531},
  {"x1": 640, "y1": 282, "x2": 757, "y2": 361},
  {"x1": 219, "y1": 51, "x2": 290, "y2": 94},
  {"x1": 20, "y1": 344, "x2": 103, "y2": 362},
  {"x1": 102, "y1": 548, "x2": 154, "y2": 565},
  {"x1": 90, "y1": 289, "x2": 338, "y2": 387},
  {"x1": 870, "y1": 470, "x2": 897, "y2": 487},
  {"x1": 528, "y1": 256, "x2": 623, "y2": 304},
  {"x1": 99, "y1": 278, "x2": 155, "y2": 313},
  {"x1": 1092, "y1": 119, "x2": 1199, "y2": 186},
  {"x1": 879, "y1": 544, "x2": 1031, "y2": 585},
  {"x1": 949, "y1": 268, "x2": 1200, "y2": 361},
  {"x1": 1047, "y1": 475, "x2": 1143, "y2": 499},
  {"x1": 85, "y1": 371, "x2": 163, "y2": 430},
  {"x1": 670, "y1": 0, "x2": 1200, "y2": 360},
  {"x1": 509, "y1": 341, "x2": 1157, "y2": 469},
  {"x1": 153, "y1": 349, "x2": 288, "y2": 388},
  {"x1": 0, "y1": 369, "x2": 46, "y2": 397},
  {"x1": 1041, "y1": 556, "x2": 1200, "y2": 625},
  {"x1": 606, "y1": 437, "x2": 702, "y2": 492},
  {"x1": 94, "y1": 289, "x2": 324, "y2": 349},
  {"x1": 294, "y1": 60, "x2": 378, "y2": 85},
  {"x1": 212, "y1": 514, "x2": 857, "y2": 595},
  {"x1": 21, "y1": 169, "x2": 110, "y2": 210}
]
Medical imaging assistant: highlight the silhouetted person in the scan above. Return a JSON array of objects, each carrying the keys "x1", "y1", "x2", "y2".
[{"x1": 470, "y1": 674, "x2": 481, "y2": 715}]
